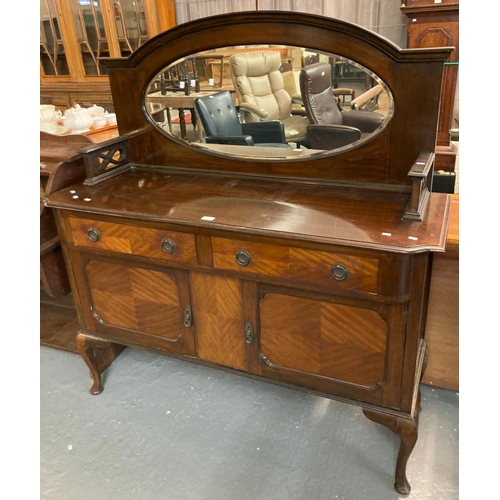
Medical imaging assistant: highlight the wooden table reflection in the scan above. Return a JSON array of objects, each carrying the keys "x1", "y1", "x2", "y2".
[{"x1": 147, "y1": 88, "x2": 234, "y2": 141}]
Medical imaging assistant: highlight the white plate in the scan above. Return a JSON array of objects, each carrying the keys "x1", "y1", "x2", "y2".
[{"x1": 53, "y1": 125, "x2": 70, "y2": 135}]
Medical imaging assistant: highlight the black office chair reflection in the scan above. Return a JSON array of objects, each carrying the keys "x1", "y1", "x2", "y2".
[
  {"x1": 300, "y1": 62, "x2": 385, "y2": 150},
  {"x1": 194, "y1": 90, "x2": 288, "y2": 147}
]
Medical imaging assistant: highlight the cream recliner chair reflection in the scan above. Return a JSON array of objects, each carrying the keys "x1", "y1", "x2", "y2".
[{"x1": 229, "y1": 51, "x2": 309, "y2": 145}]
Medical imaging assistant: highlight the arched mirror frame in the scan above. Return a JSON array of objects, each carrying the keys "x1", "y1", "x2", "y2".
[{"x1": 102, "y1": 11, "x2": 452, "y2": 188}]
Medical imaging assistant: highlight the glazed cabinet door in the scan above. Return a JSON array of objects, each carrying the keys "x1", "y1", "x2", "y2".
[
  {"x1": 70, "y1": 252, "x2": 196, "y2": 357},
  {"x1": 41, "y1": 0, "x2": 176, "y2": 80},
  {"x1": 246, "y1": 285, "x2": 407, "y2": 409}
]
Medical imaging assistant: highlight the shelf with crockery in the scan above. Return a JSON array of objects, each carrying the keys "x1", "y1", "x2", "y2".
[{"x1": 40, "y1": 104, "x2": 117, "y2": 137}]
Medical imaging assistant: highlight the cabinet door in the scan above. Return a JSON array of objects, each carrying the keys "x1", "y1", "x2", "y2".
[
  {"x1": 190, "y1": 272, "x2": 248, "y2": 372},
  {"x1": 248, "y1": 286, "x2": 406, "y2": 408},
  {"x1": 40, "y1": 0, "x2": 72, "y2": 77},
  {"x1": 73, "y1": 253, "x2": 196, "y2": 356}
]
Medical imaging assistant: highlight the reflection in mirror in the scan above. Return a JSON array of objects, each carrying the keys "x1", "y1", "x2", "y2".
[{"x1": 145, "y1": 46, "x2": 393, "y2": 160}]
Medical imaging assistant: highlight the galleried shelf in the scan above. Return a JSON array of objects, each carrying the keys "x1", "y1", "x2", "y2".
[{"x1": 45, "y1": 11, "x2": 452, "y2": 496}]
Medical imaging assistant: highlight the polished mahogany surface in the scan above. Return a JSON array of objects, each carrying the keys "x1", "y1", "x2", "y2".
[{"x1": 47, "y1": 168, "x2": 450, "y2": 253}]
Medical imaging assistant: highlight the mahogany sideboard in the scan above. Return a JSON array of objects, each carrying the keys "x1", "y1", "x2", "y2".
[{"x1": 44, "y1": 12, "x2": 453, "y2": 495}]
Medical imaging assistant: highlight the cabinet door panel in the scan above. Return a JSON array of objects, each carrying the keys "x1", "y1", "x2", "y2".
[
  {"x1": 254, "y1": 289, "x2": 405, "y2": 407},
  {"x1": 260, "y1": 294, "x2": 386, "y2": 387},
  {"x1": 81, "y1": 258, "x2": 195, "y2": 355},
  {"x1": 190, "y1": 272, "x2": 247, "y2": 371}
]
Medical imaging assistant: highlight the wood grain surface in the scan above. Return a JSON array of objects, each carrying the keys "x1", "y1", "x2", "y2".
[
  {"x1": 190, "y1": 272, "x2": 247, "y2": 371},
  {"x1": 259, "y1": 293, "x2": 387, "y2": 387},
  {"x1": 85, "y1": 260, "x2": 183, "y2": 339},
  {"x1": 212, "y1": 237, "x2": 380, "y2": 293},
  {"x1": 70, "y1": 217, "x2": 197, "y2": 263},
  {"x1": 48, "y1": 169, "x2": 450, "y2": 254}
]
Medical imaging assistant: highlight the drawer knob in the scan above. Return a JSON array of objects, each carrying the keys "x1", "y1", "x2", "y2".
[
  {"x1": 236, "y1": 250, "x2": 251, "y2": 266},
  {"x1": 87, "y1": 228, "x2": 101, "y2": 242},
  {"x1": 161, "y1": 238, "x2": 176, "y2": 254},
  {"x1": 330, "y1": 263, "x2": 349, "y2": 281}
]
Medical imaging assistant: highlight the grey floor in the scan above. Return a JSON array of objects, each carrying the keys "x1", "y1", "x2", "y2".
[{"x1": 40, "y1": 346, "x2": 458, "y2": 500}]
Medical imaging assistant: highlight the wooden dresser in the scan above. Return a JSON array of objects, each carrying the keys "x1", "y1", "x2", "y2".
[{"x1": 44, "y1": 12, "x2": 453, "y2": 496}]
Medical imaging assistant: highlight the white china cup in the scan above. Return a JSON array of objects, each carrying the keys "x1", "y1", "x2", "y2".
[
  {"x1": 88, "y1": 104, "x2": 105, "y2": 117},
  {"x1": 106, "y1": 113, "x2": 117, "y2": 126},
  {"x1": 40, "y1": 104, "x2": 62, "y2": 122},
  {"x1": 93, "y1": 115, "x2": 107, "y2": 128}
]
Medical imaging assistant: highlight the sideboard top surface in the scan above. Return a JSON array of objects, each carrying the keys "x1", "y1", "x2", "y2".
[{"x1": 46, "y1": 167, "x2": 450, "y2": 253}]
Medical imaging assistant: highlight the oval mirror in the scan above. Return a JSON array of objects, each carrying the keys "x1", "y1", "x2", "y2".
[{"x1": 144, "y1": 46, "x2": 393, "y2": 161}]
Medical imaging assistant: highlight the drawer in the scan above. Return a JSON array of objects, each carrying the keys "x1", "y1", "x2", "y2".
[
  {"x1": 212, "y1": 237, "x2": 380, "y2": 294},
  {"x1": 69, "y1": 217, "x2": 197, "y2": 264}
]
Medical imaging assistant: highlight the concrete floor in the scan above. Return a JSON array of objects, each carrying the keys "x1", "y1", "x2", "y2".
[{"x1": 40, "y1": 346, "x2": 459, "y2": 500}]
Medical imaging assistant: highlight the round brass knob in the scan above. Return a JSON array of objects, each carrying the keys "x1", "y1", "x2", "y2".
[
  {"x1": 236, "y1": 250, "x2": 251, "y2": 266},
  {"x1": 161, "y1": 238, "x2": 176, "y2": 254},
  {"x1": 87, "y1": 228, "x2": 100, "y2": 242},
  {"x1": 330, "y1": 263, "x2": 349, "y2": 281}
]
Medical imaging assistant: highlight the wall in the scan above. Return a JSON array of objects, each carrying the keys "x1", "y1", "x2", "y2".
[{"x1": 174, "y1": 0, "x2": 408, "y2": 47}]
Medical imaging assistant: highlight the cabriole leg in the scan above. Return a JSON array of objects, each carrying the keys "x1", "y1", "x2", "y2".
[
  {"x1": 363, "y1": 403, "x2": 420, "y2": 496},
  {"x1": 76, "y1": 333, "x2": 124, "y2": 395}
]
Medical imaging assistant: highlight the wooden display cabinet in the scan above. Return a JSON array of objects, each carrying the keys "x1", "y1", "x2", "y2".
[
  {"x1": 401, "y1": 0, "x2": 459, "y2": 172},
  {"x1": 40, "y1": 0, "x2": 176, "y2": 109},
  {"x1": 45, "y1": 12, "x2": 453, "y2": 496}
]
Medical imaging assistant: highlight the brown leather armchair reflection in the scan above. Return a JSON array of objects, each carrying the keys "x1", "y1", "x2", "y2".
[
  {"x1": 299, "y1": 62, "x2": 385, "y2": 150},
  {"x1": 229, "y1": 51, "x2": 310, "y2": 145}
]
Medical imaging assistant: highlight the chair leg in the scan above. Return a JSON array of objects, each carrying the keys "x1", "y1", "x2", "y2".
[{"x1": 166, "y1": 108, "x2": 173, "y2": 134}]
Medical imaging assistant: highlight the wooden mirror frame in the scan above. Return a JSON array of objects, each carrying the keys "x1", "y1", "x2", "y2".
[
  {"x1": 101, "y1": 11, "x2": 452, "y2": 194},
  {"x1": 142, "y1": 46, "x2": 394, "y2": 157}
]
